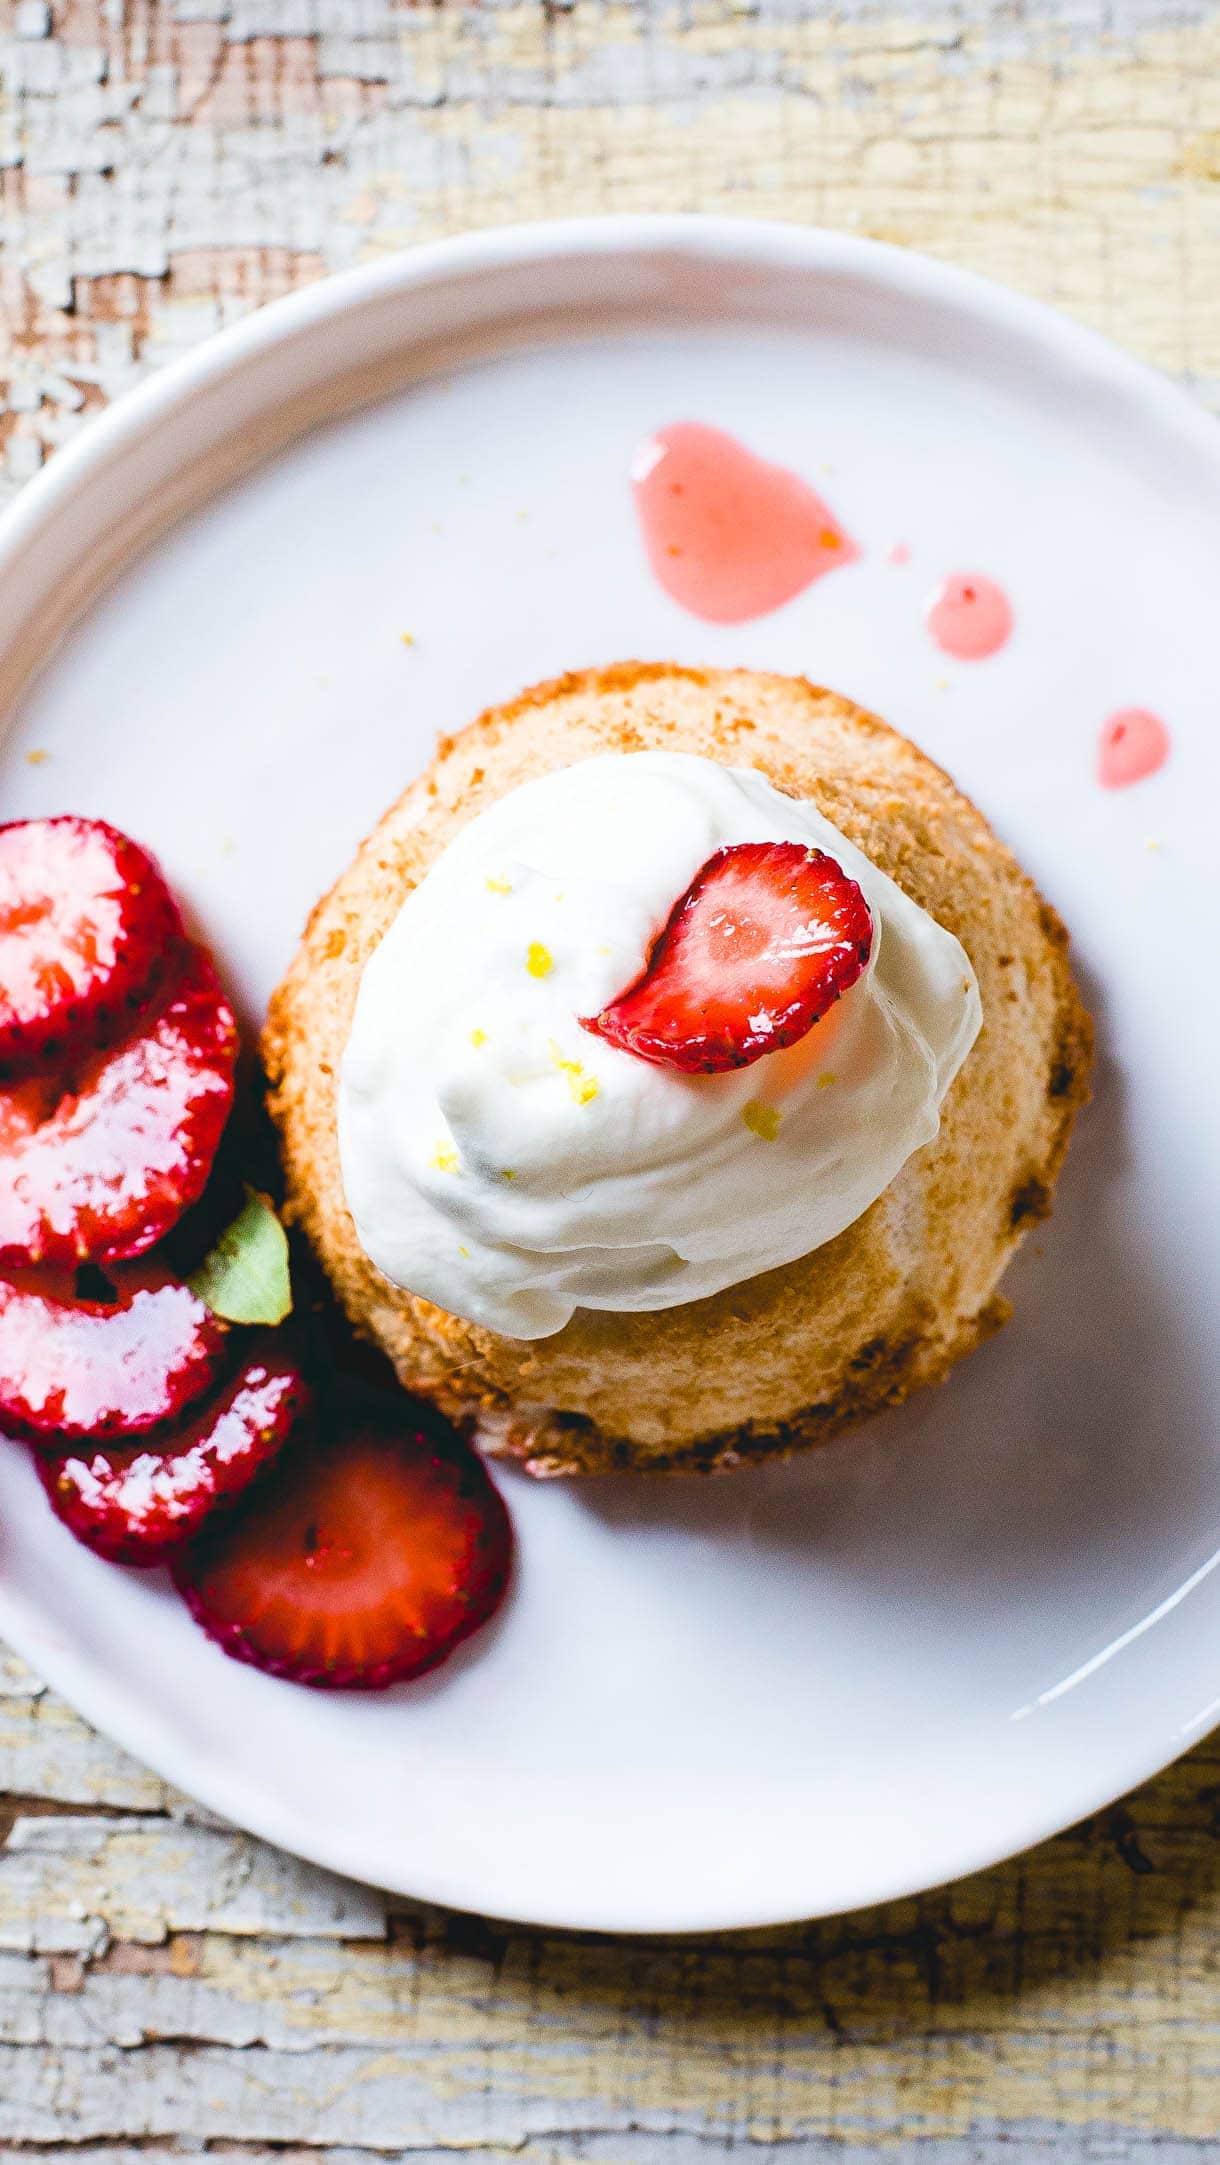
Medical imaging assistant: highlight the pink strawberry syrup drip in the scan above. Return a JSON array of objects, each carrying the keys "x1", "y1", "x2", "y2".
[
  {"x1": 924, "y1": 572, "x2": 1013, "y2": 661},
  {"x1": 1098, "y1": 708, "x2": 1170, "y2": 789},
  {"x1": 630, "y1": 422, "x2": 859, "y2": 625}
]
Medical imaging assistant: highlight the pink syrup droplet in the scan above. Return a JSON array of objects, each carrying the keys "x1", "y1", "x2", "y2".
[
  {"x1": 887, "y1": 541, "x2": 911, "y2": 566},
  {"x1": 630, "y1": 421, "x2": 859, "y2": 625},
  {"x1": 924, "y1": 572, "x2": 1013, "y2": 660},
  {"x1": 1098, "y1": 708, "x2": 1171, "y2": 789}
]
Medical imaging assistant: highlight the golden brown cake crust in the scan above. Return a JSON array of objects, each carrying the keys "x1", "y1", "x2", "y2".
[{"x1": 263, "y1": 664, "x2": 1092, "y2": 1476}]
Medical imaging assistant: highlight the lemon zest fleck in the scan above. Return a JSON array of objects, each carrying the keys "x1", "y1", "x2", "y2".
[
  {"x1": 500, "y1": 1168, "x2": 516, "y2": 1182},
  {"x1": 817, "y1": 1072, "x2": 836, "y2": 1090},
  {"x1": 428, "y1": 1141, "x2": 460, "y2": 1174},
  {"x1": 548, "y1": 1039, "x2": 600, "y2": 1107},
  {"x1": 742, "y1": 1102, "x2": 782, "y2": 1142},
  {"x1": 526, "y1": 942, "x2": 554, "y2": 979},
  {"x1": 400, "y1": 632, "x2": 415, "y2": 647},
  {"x1": 470, "y1": 1027, "x2": 488, "y2": 1048},
  {"x1": 458, "y1": 1244, "x2": 470, "y2": 1259},
  {"x1": 485, "y1": 874, "x2": 512, "y2": 896}
]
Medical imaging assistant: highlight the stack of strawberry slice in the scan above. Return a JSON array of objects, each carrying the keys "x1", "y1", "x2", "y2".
[{"x1": 0, "y1": 817, "x2": 511, "y2": 1689}]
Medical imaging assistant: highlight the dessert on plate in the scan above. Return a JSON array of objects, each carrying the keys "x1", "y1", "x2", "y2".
[{"x1": 265, "y1": 663, "x2": 1092, "y2": 1476}]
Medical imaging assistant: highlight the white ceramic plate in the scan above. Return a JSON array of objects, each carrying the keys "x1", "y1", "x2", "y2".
[{"x1": 2, "y1": 218, "x2": 1219, "y2": 1934}]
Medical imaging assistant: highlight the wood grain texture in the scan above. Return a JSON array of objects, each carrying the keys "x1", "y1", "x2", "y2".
[
  {"x1": 3, "y1": 0, "x2": 1220, "y2": 2153},
  {"x1": 5, "y1": 1641, "x2": 1220, "y2": 2157}
]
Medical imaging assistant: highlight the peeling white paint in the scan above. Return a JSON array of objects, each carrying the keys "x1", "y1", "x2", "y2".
[
  {"x1": 0, "y1": 0, "x2": 1212, "y2": 526},
  {"x1": 0, "y1": 1815, "x2": 387, "y2": 1948},
  {"x1": 14, "y1": 0, "x2": 51, "y2": 41}
]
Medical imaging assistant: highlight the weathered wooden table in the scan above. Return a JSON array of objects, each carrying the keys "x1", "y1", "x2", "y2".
[{"x1": 3, "y1": 1, "x2": 1220, "y2": 2153}]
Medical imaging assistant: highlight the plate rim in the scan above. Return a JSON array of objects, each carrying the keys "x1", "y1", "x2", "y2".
[{"x1": 1, "y1": 211, "x2": 1219, "y2": 1934}]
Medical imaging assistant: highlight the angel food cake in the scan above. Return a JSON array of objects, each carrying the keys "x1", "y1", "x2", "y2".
[{"x1": 264, "y1": 665, "x2": 1092, "y2": 1474}]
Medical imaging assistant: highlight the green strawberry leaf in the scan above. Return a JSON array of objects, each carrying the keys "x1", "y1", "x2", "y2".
[{"x1": 188, "y1": 1186, "x2": 293, "y2": 1326}]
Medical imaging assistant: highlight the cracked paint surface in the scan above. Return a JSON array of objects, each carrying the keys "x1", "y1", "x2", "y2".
[
  {"x1": 4, "y1": 1640, "x2": 1220, "y2": 2153},
  {"x1": 3, "y1": 0, "x2": 1220, "y2": 2153},
  {"x1": 0, "y1": 0, "x2": 1218, "y2": 509}
]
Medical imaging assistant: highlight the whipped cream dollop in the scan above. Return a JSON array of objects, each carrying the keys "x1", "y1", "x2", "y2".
[{"x1": 339, "y1": 752, "x2": 982, "y2": 1339}]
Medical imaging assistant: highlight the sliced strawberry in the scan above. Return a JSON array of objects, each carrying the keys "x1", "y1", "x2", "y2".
[
  {"x1": 39, "y1": 1336, "x2": 309, "y2": 1567},
  {"x1": 0, "y1": 818, "x2": 184, "y2": 1074},
  {"x1": 0, "y1": 942, "x2": 238, "y2": 1270},
  {"x1": 582, "y1": 841, "x2": 873, "y2": 1074},
  {"x1": 174, "y1": 1399, "x2": 512, "y2": 1690},
  {"x1": 0, "y1": 1267, "x2": 228, "y2": 1445}
]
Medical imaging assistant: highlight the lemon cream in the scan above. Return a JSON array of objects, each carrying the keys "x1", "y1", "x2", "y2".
[{"x1": 339, "y1": 752, "x2": 981, "y2": 1339}]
